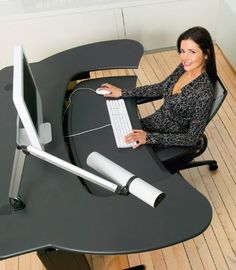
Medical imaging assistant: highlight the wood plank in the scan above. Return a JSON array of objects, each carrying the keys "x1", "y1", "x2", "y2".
[
  {"x1": 1, "y1": 256, "x2": 18, "y2": 270},
  {"x1": 183, "y1": 239, "x2": 204, "y2": 270},
  {"x1": 127, "y1": 253, "x2": 142, "y2": 268},
  {"x1": 183, "y1": 169, "x2": 229, "y2": 270},
  {"x1": 150, "y1": 249, "x2": 167, "y2": 270},
  {"x1": 162, "y1": 244, "x2": 191, "y2": 270},
  {"x1": 30, "y1": 253, "x2": 45, "y2": 270}
]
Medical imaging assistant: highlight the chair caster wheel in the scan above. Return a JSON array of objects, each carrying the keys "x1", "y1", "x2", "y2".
[{"x1": 209, "y1": 162, "x2": 218, "y2": 171}]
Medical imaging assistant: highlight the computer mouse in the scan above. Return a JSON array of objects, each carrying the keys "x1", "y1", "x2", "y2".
[{"x1": 96, "y1": 88, "x2": 111, "y2": 95}]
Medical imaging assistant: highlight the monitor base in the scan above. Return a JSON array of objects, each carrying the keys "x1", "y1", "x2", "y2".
[{"x1": 9, "y1": 197, "x2": 25, "y2": 211}]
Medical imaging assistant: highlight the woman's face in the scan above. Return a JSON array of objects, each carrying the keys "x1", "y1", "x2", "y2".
[{"x1": 179, "y1": 39, "x2": 207, "y2": 73}]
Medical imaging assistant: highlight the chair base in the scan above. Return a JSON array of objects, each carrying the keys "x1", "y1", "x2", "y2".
[
  {"x1": 163, "y1": 158, "x2": 218, "y2": 174},
  {"x1": 184, "y1": 160, "x2": 218, "y2": 171}
]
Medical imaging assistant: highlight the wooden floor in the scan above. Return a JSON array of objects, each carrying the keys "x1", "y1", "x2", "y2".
[{"x1": 1, "y1": 46, "x2": 236, "y2": 270}]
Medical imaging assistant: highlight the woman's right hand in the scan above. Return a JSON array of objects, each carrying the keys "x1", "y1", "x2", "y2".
[{"x1": 100, "y1": 83, "x2": 122, "y2": 98}]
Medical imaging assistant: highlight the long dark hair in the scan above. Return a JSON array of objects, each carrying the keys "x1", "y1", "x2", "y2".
[{"x1": 177, "y1": 26, "x2": 217, "y2": 87}]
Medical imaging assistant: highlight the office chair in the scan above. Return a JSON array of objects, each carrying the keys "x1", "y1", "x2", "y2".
[{"x1": 136, "y1": 77, "x2": 227, "y2": 174}]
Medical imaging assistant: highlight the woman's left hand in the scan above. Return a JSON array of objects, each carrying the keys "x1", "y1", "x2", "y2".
[{"x1": 125, "y1": 129, "x2": 147, "y2": 149}]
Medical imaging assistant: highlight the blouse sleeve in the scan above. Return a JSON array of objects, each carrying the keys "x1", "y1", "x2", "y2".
[
  {"x1": 146, "y1": 90, "x2": 213, "y2": 147},
  {"x1": 121, "y1": 64, "x2": 183, "y2": 98}
]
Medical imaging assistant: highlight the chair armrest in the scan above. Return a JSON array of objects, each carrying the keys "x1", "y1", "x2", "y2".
[
  {"x1": 136, "y1": 95, "x2": 163, "y2": 105},
  {"x1": 194, "y1": 133, "x2": 208, "y2": 157}
]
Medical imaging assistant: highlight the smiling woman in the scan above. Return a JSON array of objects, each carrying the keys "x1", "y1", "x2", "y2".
[
  {"x1": 177, "y1": 26, "x2": 217, "y2": 88},
  {"x1": 172, "y1": 39, "x2": 207, "y2": 95},
  {"x1": 99, "y1": 26, "x2": 217, "y2": 150},
  {"x1": 173, "y1": 33, "x2": 214, "y2": 94}
]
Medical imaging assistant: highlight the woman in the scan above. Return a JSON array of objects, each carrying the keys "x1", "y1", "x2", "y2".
[{"x1": 102, "y1": 26, "x2": 217, "y2": 150}]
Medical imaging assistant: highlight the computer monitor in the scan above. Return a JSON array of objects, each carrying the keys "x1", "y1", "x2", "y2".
[{"x1": 13, "y1": 45, "x2": 52, "y2": 150}]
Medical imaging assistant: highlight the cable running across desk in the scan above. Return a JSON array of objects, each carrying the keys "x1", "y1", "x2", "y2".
[
  {"x1": 106, "y1": 99, "x2": 135, "y2": 148},
  {"x1": 64, "y1": 88, "x2": 134, "y2": 148}
]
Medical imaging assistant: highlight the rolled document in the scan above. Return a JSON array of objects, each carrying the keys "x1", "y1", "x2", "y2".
[{"x1": 87, "y1": 152, "x2": 165, "y2": 207}]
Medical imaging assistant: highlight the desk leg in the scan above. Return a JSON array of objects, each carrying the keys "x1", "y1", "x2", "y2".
[
  {"x1": 37, "y1": 248, "x2": 91, "y2": 270},
  {"x1": 37, "y1": 249, "x2": 145, "y2": 270},
  {"x1": 124, "y1": 266, "x2": 145, "y2": 270}
]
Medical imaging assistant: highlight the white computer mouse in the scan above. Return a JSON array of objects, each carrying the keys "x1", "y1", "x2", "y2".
[{"x1": 96, "y1": 88, "x2": 111, "y2": 95}]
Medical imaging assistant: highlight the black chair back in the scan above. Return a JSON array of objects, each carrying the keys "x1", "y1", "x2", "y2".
[{"x1": 208, "y1": 77, "x2": 227, "y2": 122}]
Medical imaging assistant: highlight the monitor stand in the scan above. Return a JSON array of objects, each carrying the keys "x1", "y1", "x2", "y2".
[
  {"x1": 8, "y1": 120, "x2": 53, "y2": 211},
  {"x1": 8, "y1": 122, "x2": 47, "y2": 211},
  {"x1": 8, "y1": 145, "x2": 26, "y2": 211}
]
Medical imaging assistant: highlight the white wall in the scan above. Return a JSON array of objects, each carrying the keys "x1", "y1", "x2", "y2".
[
  {"x1": 216, "y1": 0, "x2": 236, "y2": 70},
  {"x1": 0, "y1": 0, "x2": 234, "y2": 70},
  {"x1": 0, "y1": 8, "x2": 125, "y2": 69},
  {"x1": 123, "y1": 0, "x2": 219, "y2": 51}
]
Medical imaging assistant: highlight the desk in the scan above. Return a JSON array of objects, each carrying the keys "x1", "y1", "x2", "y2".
[{"x1": 0, "y1": 40, "x2": 212, "y2": 270}]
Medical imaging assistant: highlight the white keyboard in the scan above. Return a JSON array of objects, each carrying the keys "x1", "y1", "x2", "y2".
[{"x1": 106, "y1": 99, "x2": 135, "y2": 148}]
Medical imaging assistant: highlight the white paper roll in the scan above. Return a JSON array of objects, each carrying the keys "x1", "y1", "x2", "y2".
[{"x1": 87, "y1": 152, "x2": 165, "y2": 207}]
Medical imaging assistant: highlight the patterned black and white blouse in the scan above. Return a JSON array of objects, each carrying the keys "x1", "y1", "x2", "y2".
[{"x1": 122, "y1": 64, "x2": 214, "y2": 149}]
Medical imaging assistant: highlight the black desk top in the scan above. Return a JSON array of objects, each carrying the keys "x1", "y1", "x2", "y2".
[{"x1": 0, "y1": 40, "x2": 212, "y2": 259}]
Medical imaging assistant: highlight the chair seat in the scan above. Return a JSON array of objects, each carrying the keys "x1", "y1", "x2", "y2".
[
  {"x1": 156, "y1": 146, "x2": 196, "y2": 162},
  {"x1": 154, "y1": 134, "x2": 219, "y2": 173},
  {"x1": 155, "y1": 146, "x2": 198, "y2": 173}
]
